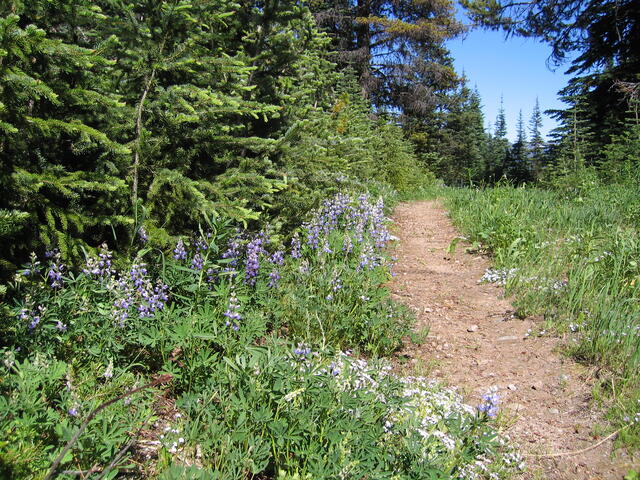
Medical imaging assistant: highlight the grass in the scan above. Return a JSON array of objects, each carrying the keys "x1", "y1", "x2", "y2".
[{"x1": 440, "y1": 183, "x2": 640, "y2": 449}]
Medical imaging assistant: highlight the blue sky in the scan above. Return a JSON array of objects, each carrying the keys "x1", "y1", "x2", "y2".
[{"x1": 446, "y1": 24, "x2": 574, "y2": 141}]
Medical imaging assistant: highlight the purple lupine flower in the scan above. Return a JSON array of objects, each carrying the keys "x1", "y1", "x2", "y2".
[
  {"x1": 191, "y1": 253, "x2": 204, "y2": 271},
  {"x1": 267, "y1": 250, "x2": 284, "y2": 288},
  {"x1": 206, "y1": 267, "x2": 218, "y2": 284},
  {"x1": 47, "y1": 259, "x2": 65, "y2": 288},
  {"x1": 137, "y1": 280, "x2": 168, "y2": 318},
  {"x1": 21, "y1": 253, "x2": 41, "y2": 277},
  {"x1": 357, "y1": 243, "x2": 377, "y2": 271},
  {"x1": 138, "y1": 227, "x2": 148, "y2": 243},
  {"x1": 195, "y1": 239, "x2": 208, "y2": 252},
  {"x1": 130, "y1": 263, "x2": 148, "y2": 291},
  {"x1": 290, "y1": 233, "x2": 302, "y2": 259},
  {"x1": 244, "y1": 235, "x2": 265, "y2": 286},
  {"x1": 478, "y1": 387, "x2": 500, "y2": 418},
  {"x1": 321, "y1": 239, "x2": 333, "y2": 254},
  {"x1": 68, "y1": 407, "x2": 79, "y2": 417},
  {"x1": 223, "y1": 291, "x2": 241, "y2": 330},
  {"x1": 56, "y1": 320, "x2": 67, "y2": 332},
  {"x1": 222, "y1": 237, "x2": 241, "y2": 268},
  {"x1": 28, "y1": 316, "x2": 41, "y2": 330},
  {"x1": 342, "y1": 234, "x2": 353, "y2": 254},
  {"x1": 305, "y1": 223, "x2": 321, "y2": 250},
  {"x1": 98, "y1": 244, "x2": 113, "y2": 274},
  {"x1": 173, "y1": 239, "x2": 187, "y2": 261},
  {"x1": 268, "y1": 270, "x2": 281, "y2": 288},
  {"x1": 293, "y1": 343, "x2": 312, "y2": 357},
  {"x1": 270, "y1": 250, "x2": 285, "y2": 266},
  {"x1": 331, "y1": 272, "x2": 343, "y2": 292},
  {"x1": 114, "y1": 296, "x2": 131, "y2": 326},
  {"x1": 83, "y1": 243, "x2": 113, "y2": 278}
]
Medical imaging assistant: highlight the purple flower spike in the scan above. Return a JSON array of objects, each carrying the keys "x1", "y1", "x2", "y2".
[
  {"x1": 244, "y1": 235, "x2": 265, "y2": 286},
  {"x1": 138, "y1": 227, "x2": 148, "y2": 243},
  {"x1": 478, "y1": 387, "x2": 500, "y2": 418},
  {"x1": 290, "y1": 234, "x2": 302, "y2": 259},
  {"x1": 223, "y1": 291, "x2": 242, "y2": 330},
  {"x1": 191, "y1": 253, "x2": 204, "y2": 271},
  {"x1": 173, "y1": 239, "x2": 187, "y2": 261}
]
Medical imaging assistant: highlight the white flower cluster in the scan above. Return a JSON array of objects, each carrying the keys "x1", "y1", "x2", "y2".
[
  {"x1": 479, "y1": 268, "x2": 518, "y2": 286},
  {"x1": 311, "y1": 354, "x2": 519, "y2": 476}
]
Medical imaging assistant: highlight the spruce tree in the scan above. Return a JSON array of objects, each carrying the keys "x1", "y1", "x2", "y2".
[
  {"x1": 311, "y1": 0, "x2": 464, "y2": 117},
  {"x1": 0, "y1": 8, "x2": 130, "y2": 274},
  {"x1": 505, "y1": 109, "x2": 532, "y2": 183},
  {"x1": 529, "y1": 97, "x2": 545, "y2": 175},
  {"x1": 482, "y1": 96, "x2": 509, "y2": 182}
]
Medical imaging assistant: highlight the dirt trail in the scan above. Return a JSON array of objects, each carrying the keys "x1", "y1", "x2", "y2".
[{"x1": 390, "y1": 200, "x2": 637, "y2": 480}]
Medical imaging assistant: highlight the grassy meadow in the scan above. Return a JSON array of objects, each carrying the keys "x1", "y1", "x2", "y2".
[{"x1": 442, "y1": 183, "x2": 640, "y2": 448}]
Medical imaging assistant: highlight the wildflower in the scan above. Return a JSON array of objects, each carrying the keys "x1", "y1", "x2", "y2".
[
  {"x1": 478, "y1": 386, "x2": 500, "y2": 418},
  {"x1": 245, "y1": 235, "x2": 265, "y2": 286},
  {"x1": 173, "y1": 239, "x2": 187, "y2": 261},
  {"x1": 84, "y1": 243, "x2": 114, "y2": 278},
  {"x1": 268, "y1": 270, "x2": 281, "y2": 288},
  {"x1": 223, "y1": 291, "x2": 241, "y2": 330},
  {"x1": 322, "y1": 239, "x2": 333, "y2": 254},
  {"x1": 191, "y1": 253, "x2": 204, "y2": 271},
  {"x1": 28, "y1": 315, "x2": 41, "y2": 330},
  {"x1": 283, "y1": 388, "x2": 304, "y2": 402},
  {"x1": 21, "y1": 253, "x2": 41, "y2": 277},
  {"x1": 268, "y1": 251, "x2": 284, "y2": 288},
  {"x1": 305, "y1": 223, "x2": 321, "y2": 250},
  {"x1": 103, "y1": 359, "x2": 114, "y2": 379},
  {"x1": 56, "y1": 320, "x2": 67, "y2": 332},
  {"x1": 290, "y1": 233, "x2": 302, "y2": 258},
  {"x1": 130, "y1": 263, "x2": 148, "y2": 291},
  {"x1": 195, "y1": 239, "x2": 208, "y2": 252},
  {"x1": 343, "y1": 234, "x2": 353, "y2": 253},
  {"x1": 68, "y1": 407, "x2": 79, "y2": 417},
  {"x1": 270, "y1": 250, "x2": 285, "y2": 266},
  {"x1": 47, "y1": 257, "x2": 65, "y2": 288},
  {"x1": 299, "y1": 260, "x2": 309, "y2": 274},
  {"x1": 206, "y1": 267, "x2": 217, "y2": 283},
  {"x1": 357, "y1": 243, "x2": 377, "y2": 271},
  {"x1": 222, "y1": 237, "x2": 241, "y2": 274},
  {"x1": 293, "y1": 343, "x2": 311, "y2": 357},
  {"x1": 138, "y1": 227, "x2": 148, "y2": 243},
  {"x1": 331, "y1": 270, "x2": 342, "y2": 292}
]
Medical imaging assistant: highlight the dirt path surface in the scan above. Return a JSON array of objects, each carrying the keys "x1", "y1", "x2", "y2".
[{"x1": 390, "y1": 200, "x2": 637, "y2": 480}]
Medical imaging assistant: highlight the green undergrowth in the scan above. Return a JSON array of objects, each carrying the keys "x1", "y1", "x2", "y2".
[
  {"x1": 442, "y1": 184, "x2": 640, "y2": 449},
  {"x1": 0, "y1": 192, "x2": 520, "y2": 479}
]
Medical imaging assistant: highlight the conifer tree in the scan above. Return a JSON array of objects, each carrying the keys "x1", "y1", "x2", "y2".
[
  {"x1": 528, "y1": 97, "x2": 545, "y2": 174},
  {"x1": 462, "y1": 0, "x2": 640, "y2": 153},
  {"x1": 505, "y1": 109, "x2": 532, "y2": 183},
  {"x1": 311, "y1": 0, "x2": 464, "y2": 116},
  {"x1": 409, "y1": 80, "x2": 487, "y2": 185},
  {"x1": 482, "y1": 96, "x2": 509, "y2": 182},
  {"x1": 0, "y1": 7, "x2": 130, "y2": 273}
]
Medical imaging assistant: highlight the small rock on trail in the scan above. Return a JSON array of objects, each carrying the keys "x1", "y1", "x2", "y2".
[{"x1": 390, "y1": 200, "x2": 638, "y2": 480}]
